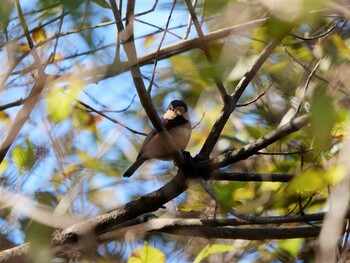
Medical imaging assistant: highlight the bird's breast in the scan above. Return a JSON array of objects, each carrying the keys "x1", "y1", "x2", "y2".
[{"x1": 142, "y1": 122, "x2": 191, "y2": 160}]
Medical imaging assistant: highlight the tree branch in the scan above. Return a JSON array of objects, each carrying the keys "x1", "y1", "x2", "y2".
[
  {"x1": 210, "y1": 171, "x2": 295, "y2": 182},
  {"x1": 202, "y1": 114, "x2": 309, "y2": 171},
  {"x1": 199, "y1": 31, "x2": 291, "y2": 158}
]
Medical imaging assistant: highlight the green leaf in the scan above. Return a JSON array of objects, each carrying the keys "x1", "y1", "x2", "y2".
[
  {"x1": 194, "y1": 244, "x2": 239, "y2": 263},
  {"x1": 0, "y1": 0, "x2": 13, "y2": 28},
  {"x1": 0, "y1": 159, "x2": 8, "y2": 173},
  {"x1": 310, "y1": 87, "x2": 336, "y2": 149},
  {"x1": 128, "y1": 242, "x2": 165, "y2": 263},
  {"x1": 277, "y1": 238, "x2": 303, "y2": 257},
  {"x1": 12, "y1": 140, "x2": 35, "y2": 172},
  {"x1": 92, "y1": 0, "x2": 111, "y2": 8},
  {"x1": 46, "y1": 82, "x2": 82, "y2": 123}
]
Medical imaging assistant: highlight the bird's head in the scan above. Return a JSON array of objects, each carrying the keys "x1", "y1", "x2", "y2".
[{"x1": 163, "y1": 100, "x2": 189, "y2": 120}]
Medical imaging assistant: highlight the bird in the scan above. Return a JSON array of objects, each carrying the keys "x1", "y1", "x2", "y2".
[{"x1": 123, "y1": 100, "x2": 191, "y2": 177}]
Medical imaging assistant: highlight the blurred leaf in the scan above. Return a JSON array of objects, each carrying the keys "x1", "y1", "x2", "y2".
[
  {"x1": 287, "y1": 166, "x2": 346, "y2": 196},
  {"x1": 277, "y1": 238, "x2": 303, "y2": 257},
  {"x1": 13, "y1": 43, "x2": 30, "y2": 53},
  {"x1": 60, "y1": 0, "x2": 84, "y2": 12},
  {"x1": 128, "y1": 242, "x2": 165, "y2": 263},
  {"x1": 46, "y1": 80, "x2": 82, "y2": 123},
  {"x1": 0, "y1": 0, "x2": 13, "y2": 28},
  {"x1": 32, "y1": 27, "x2": 47, "y2": 44},
  {"x1": 77, "y1": 151, "x2": 120, "y2": 177},
  {"x1": 12, "y1": 140, "x2": 35, "y2": 172},
  {"x1": 0, "y1": 159, "x2": 8, "y2": 173},
  {"x1": 170, "y1": 56, "x2": 207, "y2": 88},
  {"x1": 34, "y1": 191, "x2": 58, "y2": 207},
  {"x1": 216, "y1": 182, "x2": 248, "y2": 210},
  {"x1": 92, "y1": 0, "x2": 111, "y2": 8},
  {"x1": 194, "y1": 244, "x2": 239, "y2": 263},
  {"x1": 265, "y1": 18, "x2": 292, "y2": 40},
  {"x1": 0, "y1": 111, "x2": 11, "y2": 126},
  {"x1": 203, "y1": 0, "x2": 230, "y2": 16},
  {"x1": 251, "y1": 26, "x2": 269, "y2": 52},
  {"x1": 144, "y1": 35, "x2": 157, "y2": 49},
  {"x1": 310, "y1": 87, "x2": 336, "y2": 149},
  {"x1": 26, "y1": 221, "x2": 53, "y2": 263}
]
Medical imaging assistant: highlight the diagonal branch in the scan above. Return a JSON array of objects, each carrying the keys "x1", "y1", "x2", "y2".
[
  {"x1": 202, "y1": 114, "x2": 309, "y2": 171},
  {"x1": 52, "y1": 172, "x2": 191, "y2": 246},
  {"x1": 184, "y1": 0, "x2": 228, "y2": 100},
  {"x1": 109, "y1": 0, "x2": 185, "y2": 167},
  {"x1": 199, "y1": 33, "x2": 291, "y2": 158},
  {"x1": 0, "y1": 1, "x2": 48, "y2": 163}
]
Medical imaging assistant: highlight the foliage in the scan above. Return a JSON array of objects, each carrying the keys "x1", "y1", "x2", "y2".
[{"x1": 0, "y1": 0, "x2": 349, "y2": 262}]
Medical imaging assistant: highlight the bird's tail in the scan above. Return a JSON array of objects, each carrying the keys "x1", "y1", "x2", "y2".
[{"x1": 123, "y1": 157, "x2": 146, "y2": 177}]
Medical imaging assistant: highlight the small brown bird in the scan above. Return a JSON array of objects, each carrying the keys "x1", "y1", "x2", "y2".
[{"x1": 123, "y1": 100, "x2": 191, "y2": 177}]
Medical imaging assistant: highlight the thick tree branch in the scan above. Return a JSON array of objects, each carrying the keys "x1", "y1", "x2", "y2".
[
  {"x1": 202, "y1": 114, "x2": 309, "y2": 171},
  {"x1": 51, "y1": 172, "x2": 191, "y2": 246},
  {"x1": 211, "y1": 171, "x2": 295, "y2": 182},
  {"x1": 159, "y1": 225, "x2": 320, "y2": 240},
  {"x1": 75, "y1": 18, "x2": 267, "y2": 84},
  {"x1": 199, "y1": 31, "x2": 291, "y2": 158}
]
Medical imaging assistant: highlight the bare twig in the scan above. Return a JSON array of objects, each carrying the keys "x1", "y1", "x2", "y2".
[
  {"x1": 283, "y1": 46, "x2": 327, "y2": 82},
  {"x1": 77, "y1": 100, "x2": 147, "y2": 136},
  {"x1": 198, "y1": 178, "x2": 254, "y2": 222},
  {"x1": 199, "y1": 31, "x2": 291, "y2": 158},
  {"x1": 147, "y1": 0, "x2": 177, "y2": 93},
  {"x1": 294, "y1": 60, "x2": 321, "y2": 117},
  {"x1": 236, "y1": 82, "x2": 272, "y2": 107},
  {"x1": 184, "y1": 0, "x2": 228, "y2": 100},
  {"x1": 0, "y1": 98, "x2": 27, "y2": 111},
  {"x1": 289, "y1": 18, "x2": 344, "y2": 41},
  {"x1": 0, "y1": 1, "x2": 48, "y2": 163}
]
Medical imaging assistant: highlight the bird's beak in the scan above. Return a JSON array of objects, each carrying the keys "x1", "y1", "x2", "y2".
[{"x1": 163, "y1": 109, "x2": 177, "y2": 120}]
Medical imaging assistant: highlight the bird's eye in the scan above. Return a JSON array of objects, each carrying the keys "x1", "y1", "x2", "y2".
[{"x1": 175, "y1": 106, "x2": 185, "y2": 115}]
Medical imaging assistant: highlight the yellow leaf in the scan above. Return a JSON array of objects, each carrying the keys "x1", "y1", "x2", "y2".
[
  {"x1": 194, "y1": 244, "x2": 242, "y2": 263},
  {"x1": 14, "y1": 43, "x2": 30, "y2": 53},
  {"x1": 144, "y1": 35, "x2": 156, "y2": 48},
  {"x1": 128, "y1": 242, "x2": 165, "y2": 263},
  {"x1": 32, "y1": 27, "x2": 47, "y2": 44},
  {"x1": 0, "y1": 159, "x2": 8, "y2": 173}
]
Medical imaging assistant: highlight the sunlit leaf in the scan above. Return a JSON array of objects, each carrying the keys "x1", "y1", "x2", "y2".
[
  {"x1": 287, "y1": 166, "x2": 346, "y2": 196},
  {"x1": 128, "y1": 242, "x2": 165, "y2": 263},
  {"x1": 46, "y1": 80, "x2": 82, "y2": 123},
  {"x1": 277, "y1": 238, "x2": 303, "y2": 257},
  {"x1": 194, "y1": 244, "x2": 239, "y2": 263},
  {"x1": 0, "y1": 159, "x2": 8, "y2": 173},
  {"x1": 0, "y1": 111, "x2": 11, "y2": 126},
  {"x1": 13, "y1": 43, "x2": 30, "y2": 53},
  {"x1": 12, "y1": 140, "x2": 35, "y2": 172},
  {"x1": 32, "y1": 28, "x2": 47, "y2": 44}
]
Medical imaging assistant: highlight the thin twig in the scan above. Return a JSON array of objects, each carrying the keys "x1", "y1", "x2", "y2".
[
  {"x1": 147, "y1": 0, "x2": 177, "y2": 93},
  {"x1": 184, "y1": 0, "x2": 228, "y2": 100},
  {"x1": 289, "y1": 18, "x2": 344, "y2": 41},
  {"x1": 283, "y1": 46, "x2": 327, "y2": 82},
  {"x1": 294, "y1": 60, "x2": 321, "y2": 117},
  {"x1": 77, "y1": 100, "x2": 147, "y2": 136},
  {"x1": 236, "y1": 82, "x2": 273, "y2": 107}
]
